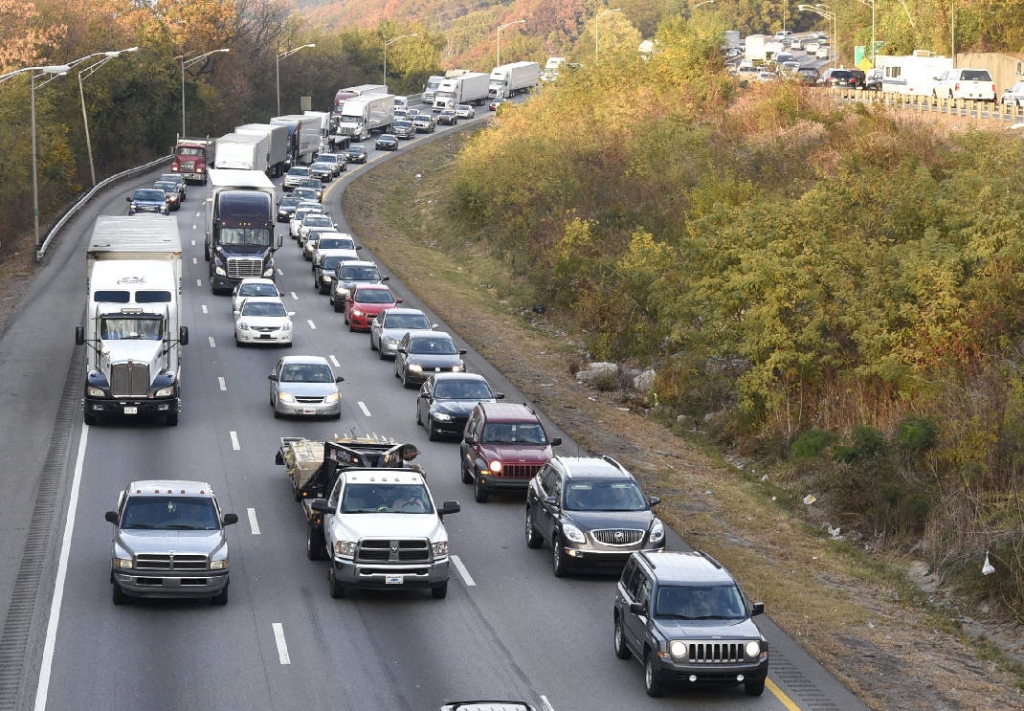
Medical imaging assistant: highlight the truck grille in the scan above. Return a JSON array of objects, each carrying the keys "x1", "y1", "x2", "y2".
[
  {"x1": 356, "y1": 539, "x2": 431, "y2": 563},
  {"x1": 179, "y1": 160, "x2": 196, "y2": 172},
  {"x1": 685, "y1": 642, "x2": 746, "y2": 664},
  {"x1": 591, "y1": 529, "x2": 645, "y2": 546},
  {"x1": 226, "y1": 257, "x2": 263, "y2": 279},
  {"x1": 498, "y1": 463, "x2": 540, "y2": 479},
  {"x1": 110, "y1": 362, "x2": 150, "y2": 397},
  {"x1": 135, "y1": 553, "x2": 209, "y2": 571}
]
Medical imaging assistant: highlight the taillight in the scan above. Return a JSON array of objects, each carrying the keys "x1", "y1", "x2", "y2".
[{"x1": 954, "y1": 82, "x2": 961, "y2": 92}]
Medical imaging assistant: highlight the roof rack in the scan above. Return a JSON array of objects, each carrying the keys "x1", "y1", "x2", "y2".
[{"x1": 600, "y1": 454, "x2": 628, "y2": 473}]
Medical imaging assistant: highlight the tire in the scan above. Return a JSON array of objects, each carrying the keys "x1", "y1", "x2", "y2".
[
  {"x1": 112, "y1": 583, "x2": 128, "y2": 605},
  {"x1": 473, "y1": 472, "x2": 489, "y2": 503},
  {"x1": 431, "y1": 581, "x2": 448, "y2": 599},
  {"x1": 427, "y1": 420, "x2": 439, "y2": 441},
  {"x1": 333, "y1": 299, "x2": 343, "y2": 313},
  {"x1": 551, "y1": 533, "x2": 567, "y2": 577},
  {"x1": 744, "y1": 678, "x2": 766, "y2": 696},
  {"x1": 349, "y1": 320, "x2": 355, "y2": 333},
  {"x1": 416, "y1": 405, "x2": 422, "y2": 426},
  {"x1": 84, "y1": 411, "x2": 97, "y2": 426},
  {"x1": 273, "y1": 406, "x2": 282, "y2": 419},
  {"x1": 306, "y1": 524, "x2": 325, "y2": 561},
  {"x1": 165, "y1": 410, "x2": 179, "y2": 427},
  {"x1": 210, "y1": 584, "x2": 229, "y2": 606},
  {"x1": 614, "y1": 616, "x2": 632, "y2": 659},
  {"x1": 525, "y1": 507, "x2": 543, "y2": 548},
  {"x1": 644, "y1": 651, "x2": 663, "y2": 697},
  {"x1": 370, "y1": 336, "x2": 377, "y2": 352},
  {"x1": 461, "y1": 460, "x2": 473, "y2": 485},
  {"x1": 329, "y1": 566, "x2": 346, "y2": 599},
  {"x1": 402, "y1": 371, "x2": 414, "y2": 389},
  {"x1": 235, "y1": 337, "x2": 242, "y2": 347}
]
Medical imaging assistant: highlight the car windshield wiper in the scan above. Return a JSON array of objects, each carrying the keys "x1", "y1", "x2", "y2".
[{"x1": 122, "y1": 523, "x2": 161, "y2": 530}]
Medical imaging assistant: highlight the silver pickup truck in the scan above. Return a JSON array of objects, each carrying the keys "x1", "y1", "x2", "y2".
[{"x1": 104, "y1": 480, "x2": 238, "y2": 605}]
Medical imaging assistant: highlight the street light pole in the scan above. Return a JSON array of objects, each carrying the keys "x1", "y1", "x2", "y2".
[
  {"x1": 595, "y1": 8, "x2": 622, "y2": 64},
  {"x1": 77, "y1": 47, "x2": 138, "y2": 186},
  {"x1": 800, "y1": 4, "x2": 838, "y2": 65},
  {"x1": 383, "y1": 34, "x2": 417, "y2": 88},
  {"x1": 179, "y1": 48, "x2": 230, "y2": 135},
  {"x1": 496, "y1": 19, "x2": 526, "y2": 67},
  {"x1": 276, "y1": 43, "x2": 315, "y2": 116}
]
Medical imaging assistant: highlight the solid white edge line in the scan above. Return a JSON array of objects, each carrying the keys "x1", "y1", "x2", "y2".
[
  {"x1": 33, "y1": 424, "x2": 89, "y2": 711},
  {"x1": 230, "y1": 431, "x2": 241, "y2": 451},
  {"x1": 451, "y1": 554, "x2": 476, "y2": 586},
  {"x1": 358, "y1": 401, "x2": 371, "y2": 417},
  {"x1": 329, "y1": 355, "x2": 340, "y2": 368},
  {"x1": 247, "y1": 508, "x2": 260, "y2": 535},
  {"x1": 218, "y1": 376, "x2": 226, "y2": 391},
  {"x1": 272, "y1": 622, "x2": 291, "y2": 665},
  {"x1": 539, "y1": 695, "x2": 554, "y2": 711}
]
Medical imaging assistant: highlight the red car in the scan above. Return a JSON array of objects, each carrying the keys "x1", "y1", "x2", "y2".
[{"x1": 344, "y1": 284, "x2": 402, "y2": 332}]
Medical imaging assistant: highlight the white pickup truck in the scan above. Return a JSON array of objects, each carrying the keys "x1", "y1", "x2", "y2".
[{"x1": 933, "y1": 68, "x2": 997, "y2": 101}]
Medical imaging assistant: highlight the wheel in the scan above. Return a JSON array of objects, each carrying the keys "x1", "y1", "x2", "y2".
[
  {"x1": 370, "y1": 336, "x2": 377, "y2": 351},
  {"x1": 644, "y1": 651, "x2": 663, "y2": 697},
  {"x1": 614, "y1": 616, "x2": 632, "y2": 659},
  {"x1": 474, "y1": 473, "x2": 489, "y2": 503},
  {"x1": 306, "y1": 524, "x2": 324, "y2": 561},
  {"x1": 461, "y1": 460, "x2": 473, "y2": 485},
  {"x1": 112, "y1": 582, "x2": 128, "y2": 605},
  {"x1": 427, "y1": 420, "x2": 439, "y2": 441},
  {"x1": 416, "y1": 404, "x2": 422, "y2": 426},
  {"x1": 165, "y1": 410, "x2": 179, "y2": 427},
  {"x1": 333, "y1": 299, "x2": 343, "y2": 313},
  {"x1": 210, "y1": 584, "x2": 229, "y2": 606},
  {"x1": 395, "y1": 362, "x2": 402, "y2": 379},
  {"x1": 551, "y1": 533, "x2": 567, "y2": 577},
  {"x1": 744, "y1": 678, "x2": 766, "y2": 696},
  {"x1": 329, "y1": 566, "x2": 346, "y2": 598},
  {"x1": 402, "y1": 371, "x2": 414, "y2": 389},
  {"x1": 525, "y1": 507, "x2": 543, "y2": 548},
  {"x1": 379, "y1": 346, "x2": 387, "y2": 360},
  {"x1": 84, "y1": 411, "x2": 97, "y2": 426},
  {"x1": 431, "y1": 581, "x2": 448, "y2": 599}
]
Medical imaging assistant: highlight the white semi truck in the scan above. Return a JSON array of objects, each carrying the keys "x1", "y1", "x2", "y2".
[
  {"x1": 234, "y1": 123, "x2": 290, "y2": 177},
  {"x1": 77, "y1": 216, "x2": 188, "y2": 426},
  {"x1": 422, "y1": 75, "x2": 444, "y2": 106},
  {"x1": 270, "y1": 114, "x2": 320, "y2": 165},
  {"x1": 487, "y1": 61, "x2": 540, "y2": 99},
  {"x1": 215, "y1": 132, "x2": 270, "y2": 173},
  {"x1": 335, "y1": 93, "x2": 395, "y2": 141},
  {"x1": 432, "y1": 72, "x2": 489, "y2": 111}
]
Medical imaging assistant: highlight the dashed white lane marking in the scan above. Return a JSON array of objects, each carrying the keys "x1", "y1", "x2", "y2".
[
  {"x1": 277, "y1": 268, "x2": 284, "y2": 276},
  {"x1": 192, "y1": 257, "x2": 197, "y2": 265},
  {"x1": 191, "y1": 239, "x2": 196, "y2": 246},
  {"x1": 196, "y1": 278, "x2": 202, "y2": 287},
  {"x1": 272, "y1": 623, "x2": 291, "y2": 665},
  {"x1": 290, "y1": 291, "x2": 298, "y2": 300},
  {"x1": 539, "y1": 696, "x2": 555, "y2": 711},
  {"x1": 247, "y1": 508, "x2": 260, "y2": 535},
  {"x1": 329, "y1": 355, "x2": 340, "y2": 368},
  {"x1": 218, "y1": 376, "x2": 226, "y2": 391},
  {"x1": 451, "y1": 555, "x2": 476, "y2": 587},
  {"x1": 208, "y1": 336, "x2": 216, "y2": 348},
  {"x1": 201, "y1": 304, "x2": 208, "y2": 314},
  {"x1": 307, "y1": 319, "x2": 316, "y2": 330},
  {"x1": 230, "y1": 431, "x2": 240, "y2": 451},
  {"x1": 358, "y1": 401, "x2": 371, "y2": 417}
]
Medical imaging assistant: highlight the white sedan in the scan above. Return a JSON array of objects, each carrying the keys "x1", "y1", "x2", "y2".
[
  {"x1": 231, "y1": 278, "x2": 281, "y2": 313},
  {"x1": 234, "y1": 298, "x2": 294, "y2": 347}
]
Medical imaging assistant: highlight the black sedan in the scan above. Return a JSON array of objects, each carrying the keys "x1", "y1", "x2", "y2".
[
  {"x1": 375, "y1": 134, "x2": 399, "y2": 151},
  {"x1": 343, "y1": 144, "x2": 368, "y2": 163},
  {"x1": 416, "y1": 373, "x2": 504, "y2": 441},
  {"x1": 394, "y1": 330, "x2": 466, "y2": 388}
]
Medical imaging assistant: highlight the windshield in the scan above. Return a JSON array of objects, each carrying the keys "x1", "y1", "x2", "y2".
[
  {"x1": 287, "y1": 168, "x2": 308, "y2": 177},
  {"x1": 384, "y1": 313, "x2": 429, "y2": 330},
  {"x1": 280, "y1": 363, "x2": 334, "y2": 383},
  {"x1": 355, "y1": 288, "x2": 394, "y2": 304},
  {"x1": 481, "y1": 422, "x2": 546, "y2": 445},
  {"x1": 100, "y1": 316, "x2": 163, "y2": 340},
  {"x1": 241, "y1": 301, "x2": 287, "y2": 317},
  {"x1": 176, "y1": 146, "x2": 205, "y2": 157},
  {"x1": 340, "y1": 266, "x2": 379, "y2": 281},
  {"x1": 120, "y1": 496, "x2": 220, "y2": 530},
  {"x1": 304, "y1": 216, "x2": 333, "y2": 228},
  {"x1": 564, "y1": 481, "x2": 648, "y2": 511},
  {"x1": 409, "y1": 336, "x2": 457, "y2": 355},
  {"x1": 321, "y1": 256, "x2": 347, "y2": 271},
  {"x1": 319, "y1": 238, "x2": 353, "y2": 250},
  {"x1": 219, "y1": 227, "x2": 272, "y2": 247},
  {"x1": 341, "y1": 483, "x2": 433, "y2": 514},
  {"x1": 239, "y1": 283, "x2": 279, "y2": 298},
  {"x1": 134, "y1": 190, "x2": 164, "y2": 201},
  {"x1": 654, "y1": 584, "x2": 747, "y2": 620},
  {"x1": 434, "y1": 379, "x2": 491, "y2": 400},
  {"x1": 154, "y1": 182, "x2": 175, "y2": 192}
]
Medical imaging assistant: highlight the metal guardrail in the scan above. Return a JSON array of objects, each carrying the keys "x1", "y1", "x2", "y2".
[
  {"x1": 827, "y1": 87, "x2": 1024, "y2": 124},
  {"x1": 35, "y1": 154, "x2": 172, "y2": 261}
]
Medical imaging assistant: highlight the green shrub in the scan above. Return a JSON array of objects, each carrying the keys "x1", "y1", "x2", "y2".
[{"x1": 792, "y1": 429, "x2": 838, "y2": 459}]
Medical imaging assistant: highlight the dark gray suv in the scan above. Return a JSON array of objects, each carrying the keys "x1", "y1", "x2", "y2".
[{"x1": 613, "y1": 550, "x2": 768, "y2": 697}]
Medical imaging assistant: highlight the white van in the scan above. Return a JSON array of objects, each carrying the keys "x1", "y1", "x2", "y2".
[{"x1": 393, "y1": 96, "x2": 409, "y2": 109}]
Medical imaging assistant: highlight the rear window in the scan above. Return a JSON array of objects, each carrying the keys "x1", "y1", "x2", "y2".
[{"x1": 962, "y1": 69, "x2": 992, "y2": 81}]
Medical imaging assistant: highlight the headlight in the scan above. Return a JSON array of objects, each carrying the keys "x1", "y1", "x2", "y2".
[
  {"x1": 324, "y1": 392, "x2": 340, "y2": 404},
  {"x1": 263, "y1": 266, "x2": 275, "y2": 278},
  {"x1": 488, "y1": 460, "x2": 502, "y2": 474},
  {"x1": 562, "y1": 523, "x2": 586, "y2": 544},
  {"x1": 278, "y1": 392, "x2": 296, "y2": 403},
  {"x1": 669, "y1": 640, "x2": 688, "y2": 660},
  {"x1": 87, "y1": 386, "x2": 107, "y2": 398},
  {"x1": 112, "y1": 556, "x2": 133, "y2": 569},
  {"x1": 322, "y1": 275, "x2": 332, "y2": 282},
  {"x1": 433, "y1": 412, "x2": 452, "y2": 422},
  {"x1": 650, "y1": 518, "x2": 665, "y2": 544},
  {"x1": 432, "y1": 540, "x2": 449, "y2": 557},
  {"x1": 154, "y1": 386, "x2": 174, "y2": 398},
  {"x1": 408, "y1": 363, "x2": 423, "y2": 373},
  {"x1": 334, "y1": 540, "x2": 356, "y2": 559},
  {"x1": 335, "y1": 287, "x2": 350, "y2": 298},
  {"x1": 745, "y1": 640, "x2": 762, "y2": 659},
  {"x1": 215, "y1": 266, "x2": 226, "y2": 276},
  {"x1": 210, "y1": 560, "x2": 229, "y2": 570},
  {"x1": 452, "y1": 364, "x2": 465, "y2": 372},
  {"x1": 237, "y1": 321, "x2": 250, "y2": 331},
  {"x1": 351, "y1": 308, "x2": 364, "y2": 318}
]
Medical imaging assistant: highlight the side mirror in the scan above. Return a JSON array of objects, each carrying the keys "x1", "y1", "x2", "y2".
[
  {"x1": 629, "y1": 602, "x2": 647, "y2": 615},
  {"x1": 179, "y1": 326, "x2": 189, "y2": 346},
  {"x1": 458, "y1": 349, "x2": 468, "y2": 355},
  {"x1": 463, "y1": 435, "x2": 477, "y2": 445},
  {"x1": 551, "y1": 437, "x2": 562, "y2": 446},
  {"x1": 104, "y1": 511, "x2": 118, "y2": 524},
  {"x1": 310, "y1": 499, "x2": 332, "y2": 513},
  {"x1": 268, "y1": 374, "x2": 279, "y2": 382},
  {"x1": 751, "y1": 602, "x2": 765, "y2": 616},
  {"x1": 75, "y1": 325, "x2": 84, "y2": 346},
  {"x1": 222, "y1": 513, "x2": 239, "y2": 526},
  {"x1": 396, "y1": 298, "x2": 403, "y2": 304},
  {"x1": 649, "y1": 496, "x2": 661, "y2": 507},
  {"x1": 544, "y1": 495, "x2": 558, "y2": 507},
  {"x1": 287, "y1": 312, "x2": 296, "y2": 317},
  {"x1": 494, "y1": 392, "x2": 505, "y2": 400},
  {"x1": 438, "y1": 501, "x2": 461, "y2": 517},
  {"x1": 335, "y1": 376, "x2": 345, "y2": 383},
  {"x1": 355, "y1": 245, "x2": 363, "y2": 250},
  {"x1": 125, "y1": 196, "x2": 131, "y2": 202},
  {"x1": 233, "y1": 310, "x2": 240, "y2": 316},
  {"x1": 381, "y1": 276, "x2": 390, "y2": 282}
]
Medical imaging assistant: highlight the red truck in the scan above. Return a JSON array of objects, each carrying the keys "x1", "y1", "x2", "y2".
[{"x1": 169, "y1": 136, "x2": 216, "y2": 185}]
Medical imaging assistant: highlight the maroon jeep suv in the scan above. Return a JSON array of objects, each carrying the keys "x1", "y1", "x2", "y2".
[{"x1": 459, "y1": 402, "x2": 561, "y2": 503}]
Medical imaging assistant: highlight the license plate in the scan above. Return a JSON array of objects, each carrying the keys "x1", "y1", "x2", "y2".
[
  {"x1": 385, "y1": 575, "x2": 404, "y2": 585},
  {"x1": 302, "y1": 408, "x2": 316, "y2": 415},
  {"x1": 260, "y1": 334, "x2": 272, "y2": 339},
  {"x1": 123, "y1": 406, "x2": 138, "y2": 415}
]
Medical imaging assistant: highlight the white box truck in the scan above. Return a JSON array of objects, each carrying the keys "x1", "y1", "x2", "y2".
[
  {"x1": 303, "y1": 110, "x2": 332, "y2": 154},
  {"x1": 487, "y1": 61, "x2": 540, "y2": 99},
  {"x1": 234, "y1": 123, "x2": 290, "y2": 177},
  {"x1": 77, "y1": 216, "x2": 188, "y2": 426},
  {"x1": 745, "y1": 34, "x2": 768, "y2": 63},
  {"x1": 215, "y1": 132, "x2": 270, "y2": 173},
  {"x1": 335, "y1": 93, "x2": 395, "y2": 141},
  {"x1": 432, "y1": 72, "x2": 489, "y2": 111}
]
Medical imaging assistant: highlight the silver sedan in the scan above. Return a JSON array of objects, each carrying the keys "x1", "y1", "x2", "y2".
[{"x1": 269, "y1": 355, "x2": 344, "y2": 419}]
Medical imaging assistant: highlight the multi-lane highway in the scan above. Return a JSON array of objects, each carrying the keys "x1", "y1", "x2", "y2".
[{"x1": 0, "y1": 110, "x2": 869, "y2": 711}]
